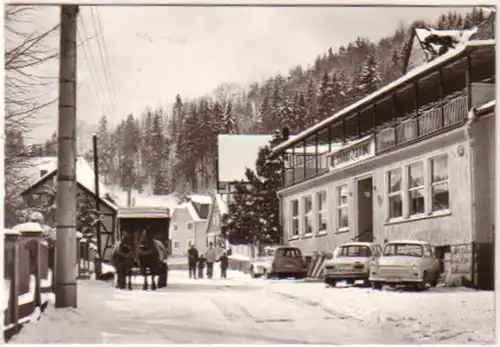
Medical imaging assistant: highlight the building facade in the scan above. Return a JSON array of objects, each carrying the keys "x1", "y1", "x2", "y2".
[
  {"x1": 169, "y1": 198, "x2": 210, "y2": 256},
  {"x1": 20, "y1": 157, "x2": 119, "y2": 261},
  {"x1": 273, "y1": 40, "x2": 495, "y2": 288}
]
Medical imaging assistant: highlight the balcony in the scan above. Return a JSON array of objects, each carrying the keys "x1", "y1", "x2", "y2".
[
  {"x1": 376, "y1": 94, "x2": 468, "y2": 152},
  {"x1": 283, "y1": 94, "x2": 470, "y2": 188}
]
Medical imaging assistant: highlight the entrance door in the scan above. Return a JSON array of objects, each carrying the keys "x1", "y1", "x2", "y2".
[{"x1": 357, "y1": 176, "x2": 374, "y2": 242}]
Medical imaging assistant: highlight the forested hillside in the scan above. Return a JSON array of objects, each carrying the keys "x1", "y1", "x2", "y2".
[{"x1": 66, "y1": 8, "x2": 493, "y2": 196}]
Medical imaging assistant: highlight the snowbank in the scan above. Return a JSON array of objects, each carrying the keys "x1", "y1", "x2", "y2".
[
  {"x1": 229, "y1": 254, "x2": 251, "y2": 261},
  {"x1": 101, "y1": 262, "x2": 115, "y2": 274},
  {"x1": 269, "y1": 282, "x2": 494, "y2": 344},
  {"x1": 13, "y1": 222, "x2": 43, "y2": 234}
]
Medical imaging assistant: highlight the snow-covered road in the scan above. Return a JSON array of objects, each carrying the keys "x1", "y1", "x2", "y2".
[{"x1": 10, "y1": 270, "x2": 495, "y2": 344}]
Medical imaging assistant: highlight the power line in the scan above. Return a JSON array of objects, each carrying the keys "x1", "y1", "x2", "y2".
[
  {"x1": 89, "y1": 7, "x2": 120, "y2": 119},
  {"x1": 93, "y1": 7, "x2": 120, "y2": 118},
  {"x1": 77, "y1": 13, "x2": 112, "y2": 119}
]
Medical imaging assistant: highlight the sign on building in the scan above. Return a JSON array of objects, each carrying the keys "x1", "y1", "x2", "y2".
[{"x1": 327, "y1": 136, "x2": 375, "y2": 171}]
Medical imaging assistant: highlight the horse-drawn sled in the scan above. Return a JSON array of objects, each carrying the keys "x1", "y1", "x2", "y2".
[{"x1": 112, "y1": 207, "x2": 172, "y2": 291}]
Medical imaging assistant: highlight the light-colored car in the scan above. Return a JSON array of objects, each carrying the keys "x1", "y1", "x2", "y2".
[
  {"x1": 323, "y1": 242, "x2": 382, "y2": 287},
  {"x1": 249, "y1": 246, "x2": 307, "y2": 279},
  {"x1": 249, "y1": 246, "x2": 276, "y2": 278},
  {"x1": 369, "y1": 240, "x2": 440, "y2": 290}
]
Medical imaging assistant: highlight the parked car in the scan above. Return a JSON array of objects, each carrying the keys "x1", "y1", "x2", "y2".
[
  {"x1": 323, "y1": 242, "x2": 382, "y2": 287},
  {"x1": 249, "y1": 246, "x2": 307, "y2": 279},
  {"x1": 249, "y1": 247, "x2": 276, "y2": 278},
  {"x1": 369, "y1": 240, "x2": 440, "y2": 290}
]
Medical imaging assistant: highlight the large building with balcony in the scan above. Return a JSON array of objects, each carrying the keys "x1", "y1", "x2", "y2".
[{"x1": 272, "y1": 39, "x2": 495, "y2": 289}]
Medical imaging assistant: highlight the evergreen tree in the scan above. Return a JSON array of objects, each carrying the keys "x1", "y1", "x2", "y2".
[
  {"x1": 351, "y1": 53, "x2": 382, "y2": 99},
  {"x1": 96, "y1": 115, "x2": 111, "y2": 184},
  {"x1": 222, "y1": 99, "x2": 237, "y2": 134}
]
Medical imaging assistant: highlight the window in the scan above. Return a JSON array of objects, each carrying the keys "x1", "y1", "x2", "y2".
[
  {"x1": 303, "y1": 196, "x2": 313, "y2": 235},
  {"x1": 316, "y1": 191, "x2": 327, "y2": 233},
  {"x1": 173, "y1": 241, "x2": 180, "y2": 249},
  {"x1": 383, "y1": 243, "x2": 423, "y2": 257},
  {"x1": 430, "y1": 155, "x2": 449, "y2": 211},
  {"x1": 335, "y1": 245, "x2": 372, "y2": 258},
  {"x1": 186, "y1": 222, "x2": 194, "y2": 230},
  {"x1": 290, "y1": 199, "x2": 299, "y2": 237},
  {"x1": 408, "y1": 161, "x2": 425, "y2": 215},
  {"x1": 276, "y1": 247, "x2": 302, "y2": 258},
  {"x1": 336, "y1": 185, "x2": 349, "y2": 230},
  {"x1": 387, "y1": 168, "x2": 402, "y2": 219},
  {"x1": 172, "y1": 224, "x2": 178, "y2": 231}
]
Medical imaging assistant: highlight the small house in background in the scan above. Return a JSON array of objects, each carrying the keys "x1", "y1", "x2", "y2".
[
  {"x1": 20, "y1": 156, "x2": 118, "y2": 261},
  {"x1": 169, "y1": 194, "x2": 211, "y2": 256},
  {"x1": 204, "y1": 191, "x2": 255, "y2": 259}
]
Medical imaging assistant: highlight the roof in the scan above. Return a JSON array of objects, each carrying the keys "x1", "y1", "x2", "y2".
[
  {"x1": 273, "y1": 40, "x2": 495, "y2": 153},
  {"x1": 117, "y1": 207, "x2": 170, "y2": 219},
  {"x1": 218, "y1": 134, "x2": 273, "y2": 182},
  {"x1": 215, "y1": 193, "x2": 228, "y2": 215},
  {"x1": 172, "y1": 201, "x2": 205, "y2": 222},
  {"x1": 188, "y1": 194, "x2": 212, "y2": 205},
  {"x1": 20, "y1": 156, "x2": 117, "y2": 211},
  {"x1": 476, "y1": 100, "x2": 495, "y2": 115},
  {"x1": 385, "y1": 240, "x2": 432, "y2": 245},
  {"x1": 336, "y1": 242, "x2": 378, "y2": 247}
]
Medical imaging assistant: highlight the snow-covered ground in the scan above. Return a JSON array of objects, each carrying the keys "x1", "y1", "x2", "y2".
[
  {"x1": 268, "y1": 280, "x2": 495, "y2": 344},
  {"x1": 9, "y1": 270, "x2": 495, "y2": 344}
]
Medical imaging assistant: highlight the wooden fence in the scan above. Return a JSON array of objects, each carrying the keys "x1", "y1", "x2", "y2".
[{"x1": 3, "y1": 225, "x2": 98, "y2": 342}]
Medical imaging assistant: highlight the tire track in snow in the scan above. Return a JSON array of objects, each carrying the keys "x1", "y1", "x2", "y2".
[{"x1": 269, "y1": 288, "x2": 363, "y2": 322}]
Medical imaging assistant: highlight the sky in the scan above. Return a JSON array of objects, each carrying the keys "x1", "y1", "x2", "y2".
[{"x1": 5, "y1": 4, "x2": 475, "y2": 145}]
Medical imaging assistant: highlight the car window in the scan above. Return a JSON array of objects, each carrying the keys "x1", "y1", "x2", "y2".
[
  {"x1": 276, "y1": 248, "x2": 301, "y2": 258},
  {"x1": 383, "y1": 243, "x2": 423, "y2": 257},
  {"x1": 335, "y1": 245, "x2": 372, "y2": 258}
]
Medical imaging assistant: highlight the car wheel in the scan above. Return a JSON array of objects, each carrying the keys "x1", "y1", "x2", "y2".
[
  {"x1": 429, "y1": 272, "x2": 439, "y2": 287},
  {"x1": 325, "y1": 278, "x2": 337, "y2": 287},
  {"x1": 361, "y1": 279, "x2": 371, "y2": 287},
  {"x1": 371, "y1": 281, "x2": 382, "y2": 290},
  {"x1": 346, "y1": 279, "x2": 355, "y2": 286}
]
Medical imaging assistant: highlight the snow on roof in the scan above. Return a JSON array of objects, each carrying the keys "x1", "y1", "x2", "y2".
[
  {"x1": 172, "y1": 201, "x2": 203, "y2": 222},
  {"x1": 188, "y1": 194, "x2": 212, "y2": 205},
  {"x1": 218, "y1": 134, "x2": 273, "y2": 182},
  {"x1": 415, "y1": 27, "x2": 478, "y2": 49},
  {"x1": 25, "y1": 157, "x2": 117, "y2": 210},
  {"x1": 16, "y1": 156, "x2": 59, "y2": 190},
  {"x1": 273, "y1": 40, "x2": 495, "y2": 153},
  {"x1": 477, "y1": 100, "x2": 495, "y2": 112},
  {"x1": 132, "y1": 194, "x2": 179, "y2": 210},
  {"x1": 215, "y1": 194, "x2": 228, "y2": 215},
  {"x1": 4, "y1": 228, "x2": 21, "y2": 236},
  {"x1": 13, "y1": 222, "x2": 43, "y2": 233}
]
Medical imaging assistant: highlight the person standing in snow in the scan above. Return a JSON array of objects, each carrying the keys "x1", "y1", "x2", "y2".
[
  {"x1": 218, "y1": 251, "x2": 229, "y2": 279},
  {"x1": 197, "y1": 254, "x2": 206, "y2": 279},
  {"x1": 187, "y1": 244, "x2": 199, "y2": 279},
  {"x1": 204, "y1": 242, "x2": 216, "y2": 279}
]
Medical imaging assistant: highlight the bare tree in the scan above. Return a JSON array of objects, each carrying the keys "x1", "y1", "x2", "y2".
[{"x1": 4, "y1": 5, "x2": 60, "y2": 226}]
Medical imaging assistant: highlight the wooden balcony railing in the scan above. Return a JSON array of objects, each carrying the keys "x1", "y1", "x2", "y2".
[{"x1": 376, "y1": 95, "x2": 468, "y2": 153}]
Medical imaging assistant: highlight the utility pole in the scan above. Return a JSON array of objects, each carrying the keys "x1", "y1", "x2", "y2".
[
  {"x1": 55, "y1": 4, "x2": 79, "y2": 308},
  {"x1": 92, "y1": 135, "x2": 102, "y2": 277}
]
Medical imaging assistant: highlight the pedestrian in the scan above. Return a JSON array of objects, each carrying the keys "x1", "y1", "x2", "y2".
[
  {"x1": 204, "y1": 242, "x2": 216, "y2": 279},
  {"x1": 198, "y1": 254, "x2": 206, "y2": 279},
  {"x1": 219, "y1": 251, "x2": 229, "y2": 279},
  {"x1": 187, "y1": 244, "x2": 199, "y2": 279}
]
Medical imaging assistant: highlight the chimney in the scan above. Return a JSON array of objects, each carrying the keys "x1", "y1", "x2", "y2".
[{"x1": 282, "y1": 127, "x2": 290, "y2": 141}]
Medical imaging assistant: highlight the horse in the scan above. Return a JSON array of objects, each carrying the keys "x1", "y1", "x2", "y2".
[
  {"x1": 111, "y1": 233, "x2": 136, "y2": 290},
  {"x1": 136, "y1": 229, "x2": 168, "y2": 291}
]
